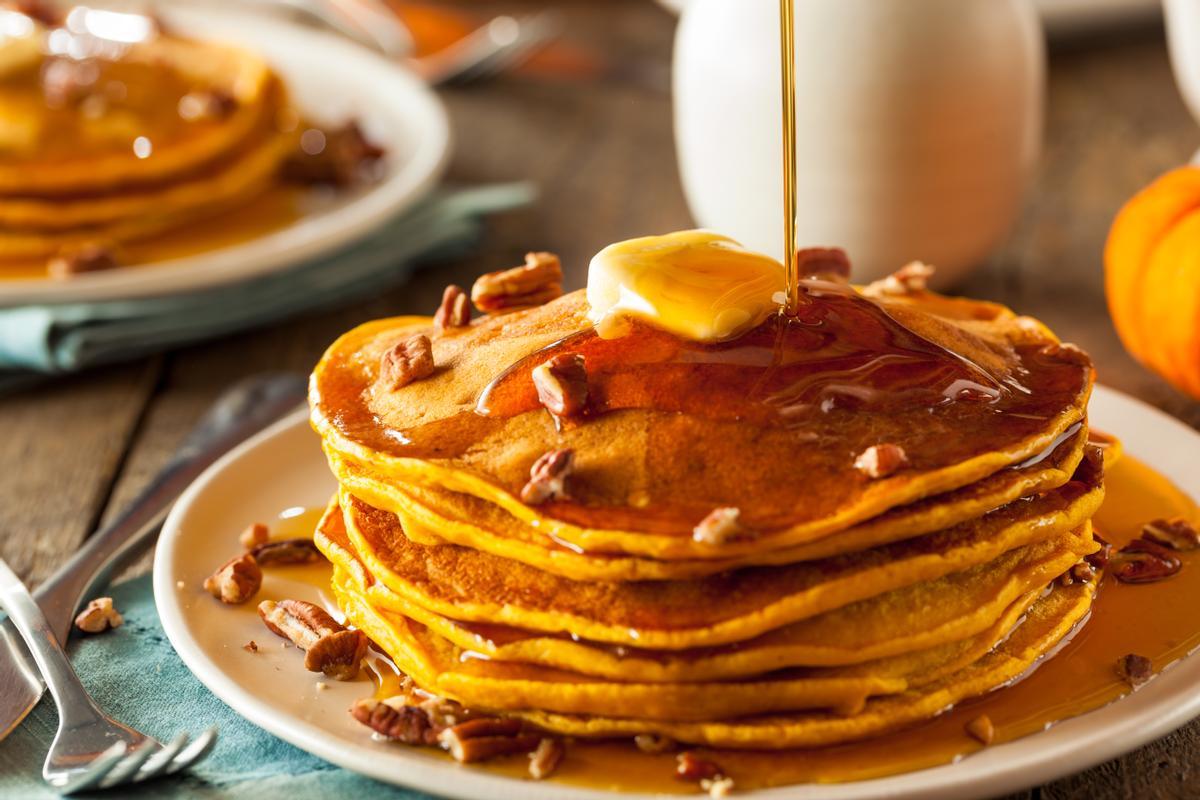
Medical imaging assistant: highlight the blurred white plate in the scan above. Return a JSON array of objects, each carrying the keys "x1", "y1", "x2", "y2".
[
  {"x1": 155, "y1": 384, "x2": 1200, "y2": 800},
  {"x1": 0, "y1": 3, "x2": 450, "y2": 305}
]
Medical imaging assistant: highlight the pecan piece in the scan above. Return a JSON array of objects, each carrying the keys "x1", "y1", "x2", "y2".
[
  {"x1": 520, "y1": 449, "x2": 574, "y2": 505},
  {"x1": 1110, "y1": 538, "x2": 1181, "y2": 584},
  {"x1": 1058, "y1": 561, "x2": 1096, "y2": 587},
  {"x1": 471, "y1": 252, "x2": 563, "y2": 312},
  {"x1": 74, "y1": 597, "x2": 123, "y2": 635},
  {"x1": 634, "y1": 733, "x2": 676, "y2": 754},
  {"x1": 1076, "y1": 443, "x2": 1106, "y2": 486},
  {"x1": 203, "y1": 553, "x2": 262, "y2": 604},
  {"x1": 244, "y1": 640, "x2": 259, "y2": 653},
  {"x1": 854, "y1": 443, "x2": 908, "y2": 479},
  {"x1": 283, "y1": 121, "x2": 386, "y2": 186},
  {"x1": 351, "y1": 697, "x2": 440, "y2": 745},
  {"x1": 865, "y1": 261, "x2": 934, "y2": 295},
  {"x1": 965, "y1": 714, "x2": 994, "y2": 745},
  {"x1": 258, "y1": 599, "x2": 368, "y2": 680},
  {"x1": 1116, "y1": 653, "x2": 1153, "y2": 687},
  {"x1": 250, "y1": 538, "x2": 322, "y2": 566},
  {"x1": 528, "y1": 737, "x2": 565, "y2": 780},
  {"x1": 676, "y1": 751, "x2": 724, "y2": 782},
  {"x1": 48, "y1": 242, "x2": 117, "y2": 279},
  {"x1": 433, "y1": 284, "x2": 471, "y2": 331},
  {"x1": 1085, "y1": 533, "x2": 1113, "y2": 571},
  {"x1": 438, "y1": 717, "x2": 540, "y2": 763},
  {"x1": 692, "y1": 507, "x2": 750, "y2": 546},
  {"x1": 1141, "y1": 518, "x2": 1200, "y2": 551},
  {"x1": 239, "y1": 522, "x2": 270, "y2": 550},
  {"x1": 532, "y1": 353, "x2": 588, "y2": 418},
  {"x1": 378, "y1": 334, "x2": 434, "y2": 391},
  {"x1": 797, "y1": 247, "x2": 851, "y2": 282}
]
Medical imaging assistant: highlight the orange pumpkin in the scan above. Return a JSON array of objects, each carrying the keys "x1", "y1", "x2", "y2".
[{"x1": 1105, "y1": 166, "x2": 1200, "y2": 398}]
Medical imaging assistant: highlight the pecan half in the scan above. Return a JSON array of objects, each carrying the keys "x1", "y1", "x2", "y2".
[
  {"x1": 48, "y1": 243, "x2": 117, "y2": 279},
  {"x1": 433, "y1": 285, "x2": 471, "y2": 331},
  {"x1": 865, "y1": 261, "x2": 934, "y2": 295},
  {"x1": 378, "y1": 334, "x2": 435, "y2": 391},
  {"x1": 634, "y1": 733, "x2": 676, "y2": 754},
  {"x1": 74, "y1": 597, "x2": 123, "y2": 634},
  {"x1": 1085, "y1": 533, "x2": 1112, "y2": 570},
  {"x1": 692, "y1": 507, "x2": 749, "y2": 546},
  {"x1": 676, "y1": 751, "x2": 724, "y2": 783},
  {"x1": 532, "y1": 354, "x2": 588, "y2": 418},
  {"x1": 854, "y1": 443, "x2": 908, "y2": 479},
  {"x1": 965, "y1": 714, "x2": 994, "y2": 745},
  {"x1": 1110, "y1": 538, "x2": 1181, "y2": 584},
  {"x1": 797, "y1": 247, "x2": 851, "y2": 282},
  {"x1": 351, "y1": 697, "x2": 441, "y2": 745},
  {"x1": 528, "y1": 737, "x2": 565, "y2": 780},
  {"x1": 258, "y1": 599, "x2": 368, "y2": 680},
  {"x1": 239, "y1": 522, "x2": 270, "y2": 550},
  {"x1": 1141, "y1": 518, "x2": 1200, "y2": 551},
  {"x1": 471, "y1": 252, "x2": 563, "y2": 312},
  {"x1": 250, "y1": 538, "x2": 323, "y2": 566},
  {"x1": 203, "y1": 553, "x2": 262, "y2": 604},
  {"x1": 1076, "y1": 443, "x2": 1106, "y2": 486},
  {"x1": 1116, "y1": 653, "x2": 1153, "y2": 687},
  {"x1": 438, "y1": 717, "x2": 540, "y2": 763},
  {"x1": 520, "y1": 449, "x2": 574, "y2": 505}
]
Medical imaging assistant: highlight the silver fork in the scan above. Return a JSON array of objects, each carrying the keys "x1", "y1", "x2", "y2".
[
  {"x1": 407, "y1": 11, "x2": 564, "y2": 87},
  {"x1": 0, "y1": 558, "x2": 216, "y2": 794}
]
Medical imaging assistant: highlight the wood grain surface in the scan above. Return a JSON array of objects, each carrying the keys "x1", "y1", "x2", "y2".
[{"x1": 1, "y1": 3, "x2": 1197, "y2": 797}]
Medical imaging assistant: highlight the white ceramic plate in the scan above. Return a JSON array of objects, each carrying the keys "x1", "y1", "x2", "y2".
[
  {"x1": 154, "y1": 384, "x2": 1200, "y2": 800},
  {"x1": 0, "y1": 2, "x2": 450, "y2": 306}
]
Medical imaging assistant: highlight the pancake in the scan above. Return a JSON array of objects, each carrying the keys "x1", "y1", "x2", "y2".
[
  {"x1": 331, "y1": 467, "x2": 1101, "y2": 649},
  {"x1": 320, "y1": 499, "x2": 1094, "y2": 680},
  {"x1": 334, "y1": 565, "x2": 1044, "y2": 720},
  {"x1": 328, "y1": 424, "x2": 1087, "y2": 581},
  {"x1": 311, "y1": 285, "x2": 1092, "y2": 560}
]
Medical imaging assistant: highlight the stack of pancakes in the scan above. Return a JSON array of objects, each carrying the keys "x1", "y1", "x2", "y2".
[
  {"x1": 310, "y1": 271, "x2": 1106, "y2": 750},
  {"x1": 0, "y1": 7, "x2": 297, "y2": 273}
]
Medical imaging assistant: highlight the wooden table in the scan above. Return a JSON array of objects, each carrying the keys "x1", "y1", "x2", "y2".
[{"x1": 2, "y1": 3, "x2": 1197, "y2": 797}]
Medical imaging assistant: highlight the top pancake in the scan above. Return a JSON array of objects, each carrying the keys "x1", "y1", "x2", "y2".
[{"x1": 312, "y1": 283, "x2": 1093, "y2": 554}]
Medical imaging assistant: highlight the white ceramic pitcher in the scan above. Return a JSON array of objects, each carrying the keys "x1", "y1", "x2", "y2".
[{"x1": 673, "y1": 0, "x2": 1045, "y2": 285}]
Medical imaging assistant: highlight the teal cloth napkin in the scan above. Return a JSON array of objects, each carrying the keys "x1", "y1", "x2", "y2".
[
  {"x1": 0, "y1": 183, "x2": 534, "y2": 394},
  {"x1": 0, "y1": 574, "x2": 436, "y2": 799}
]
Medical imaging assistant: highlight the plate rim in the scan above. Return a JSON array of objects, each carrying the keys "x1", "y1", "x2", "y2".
[
  {"x1": 0, "y1": 5, "x2": 451, "y2": 306},
  {"x1": 153, "y1": 384, "x2": 1200, "y2": 800}
]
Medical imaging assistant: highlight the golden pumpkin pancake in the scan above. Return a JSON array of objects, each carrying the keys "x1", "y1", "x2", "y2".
[
  {"x1": 311, "y1": 284, "x2": 1093, "y2": 561},
  {"x1": 328, "y1": 424, "x2": 1087, "y2": 581},
  {"x1": 333, "y1": 566, "x2": 1043, "y2": 720},
  {"x1": 331, "y1": 467, "x2": 1101, "y2": 650},
  {"x1": 320, "y1": 499, "x2": 1093, "y2": 680}
]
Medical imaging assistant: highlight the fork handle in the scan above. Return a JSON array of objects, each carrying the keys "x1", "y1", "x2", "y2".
[{"x1": 0, "y1": 560, "x2": 108, "y2": 730}]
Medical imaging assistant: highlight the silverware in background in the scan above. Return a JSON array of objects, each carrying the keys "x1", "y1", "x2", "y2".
[{"x1": 0, "y1": 373, "x2": 307, "y2": 743}]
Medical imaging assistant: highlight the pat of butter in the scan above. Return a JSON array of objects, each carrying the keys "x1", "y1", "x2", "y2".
[{"x1": 586, "y1": 230, "x2": 785, "y2": 342}]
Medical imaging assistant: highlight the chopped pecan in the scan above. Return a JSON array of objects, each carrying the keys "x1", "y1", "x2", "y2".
[
  {"x1": 1141, "y1": 518, "x2": 1200, "y2": 551},
  {"x1": 48, "y1": 242, "x2": 117, "y2": 279},
  {"x1": 177, "y1": 89, "x2": 238, "y2": 122},
  {"x1": 528, "y1": 737, "x2": 565, "y2": 780},
  {"x1": 250, "y1": 538, "x2": 323, "y2": 566},
  {"x1": 258, "y1": 599, "x2": 368, "y2": 680},
  {"x1": 433, "y1": 285, "x2": 471, "y2": 331},
  {"x1": 239, "y1": 522, "x2": 270, "y2": 550},
  {"x1": 438, "y1": 717, "x2": 540, "y2": 763},
  {"x1": 1085, "y1": 533, "x2": 1112, "y2": 570},
  {"x1": 1115, "y1": 653, "x2": 1153, "y2": 687},
  {"x1": 1110, "y1": 538, "x2": 1181, "y2": 584},
  {"x1": 351, "y1": 697, "x2": 441, "y2": 745},
  {"x1": 74, "y1": 597, "x2": 123, "y2": 635},
  {"x1": 866, "y1": 261, "x2": 934, "y2": 295},
  {"x1": 965, "y1": 714, "x2": 995, "y2": 745},
  {"x1": 244, "y1": 640, "x2": 259, "y2": 653},
  {"x1": 676, "y1": 751, "x2": 724, "y2": 782},
  {"x1": 378, "y1": 334, "x2": 435, "y2": 391},
  {"x1": 471, "y1": 252, "x2": 563, "y2": 312},
  {"x1": 692, "y1": 507, "x2": 749, "y2": 546},
  {"x1": 1059, "y1": 561, "x2": 1096, "y2": 587},
  {"x1": 1040, "y1": 342, "x2": 1091, "y2": 368},
  {"x1": 203, "y1": 553, "x2": 262, "y2": 604},
  {"x1": 1076, "y1": 443, "x2": 1106, "y2": 486},
  {"x1": 854, "y1": 443, "x2": 908, "y2": 479},
  {"x1": 797, "y1": 247, "x2": 851, "y2": 282},
  {"x1": 520, "y1": 449, "x2": 574, "y2": 505},
  {"x1": 532, "y1": 354, "x2": 589, "y2": 418},
  {"x1": 634, "y1": 733, "x2": 676, "y2": 754}
]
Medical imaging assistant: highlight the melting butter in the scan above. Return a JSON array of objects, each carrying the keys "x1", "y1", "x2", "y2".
[{"x1": 586, "y1": 230, "x2": 786, "y2": 342}]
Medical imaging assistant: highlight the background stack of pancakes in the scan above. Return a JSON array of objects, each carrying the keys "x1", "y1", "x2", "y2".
[{"x1": 310, "y1": 270, "x2": 1107, "y2": 750}]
